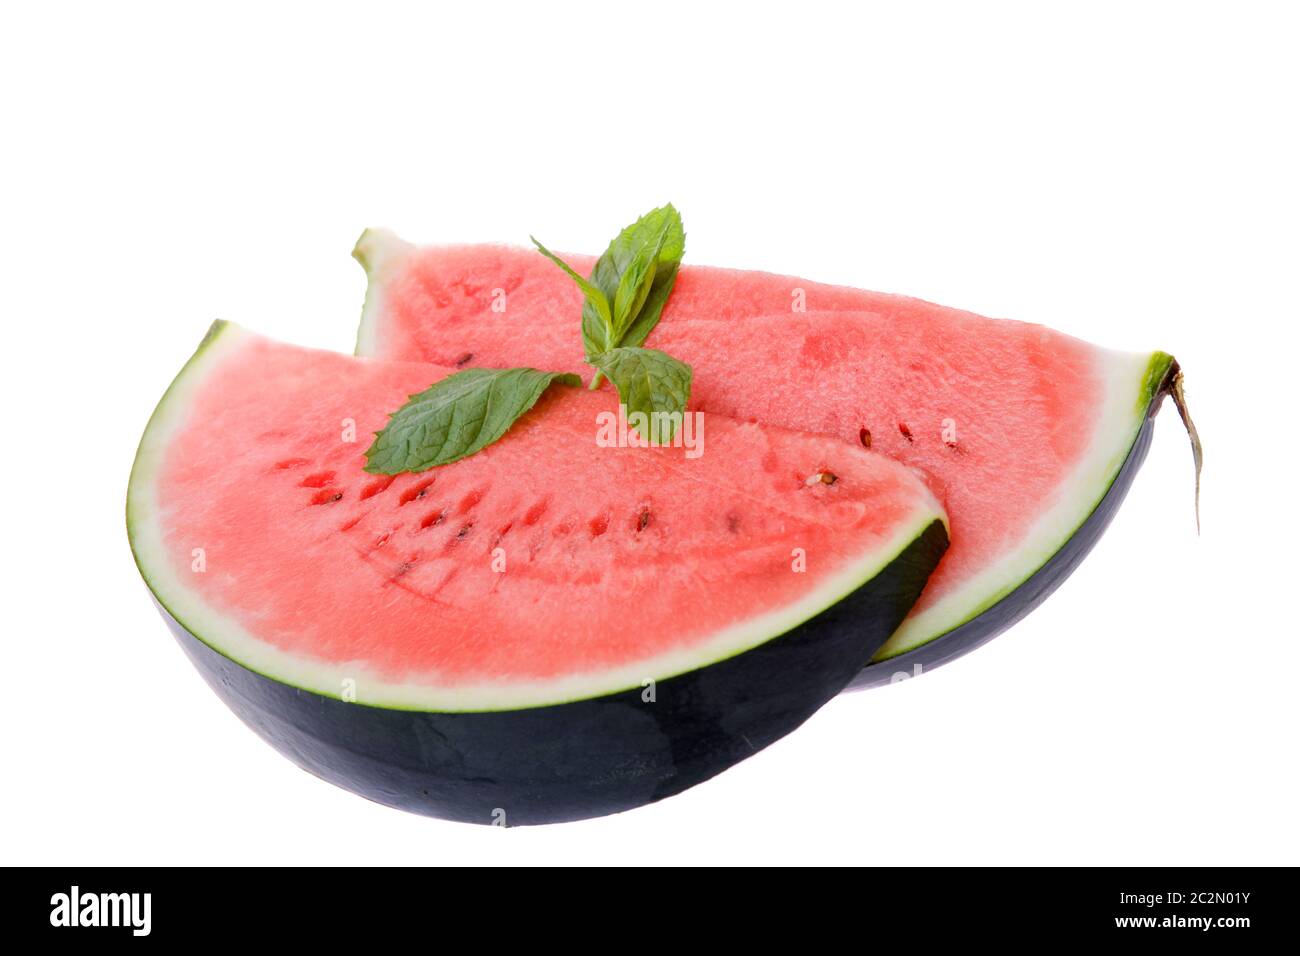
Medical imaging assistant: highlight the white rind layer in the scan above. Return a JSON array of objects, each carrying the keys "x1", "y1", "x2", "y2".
[
  {"x1": 127, "y1": 323, "x2": 947, "y2": 713},
  {"x1": 872, "y1": 346, "x2": 1157, "y2": 660},
  {"x1": 352, "y1": 228, "x2": 412, "y2": 357}
]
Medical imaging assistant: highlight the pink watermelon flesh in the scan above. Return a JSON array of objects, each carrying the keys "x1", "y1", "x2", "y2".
[
  {"x1": 354, "y1": 233, "x2": 1170, "y2": 659},
  {"x1": 127, "y1": 323, "x2": 947, "y2": 710}
]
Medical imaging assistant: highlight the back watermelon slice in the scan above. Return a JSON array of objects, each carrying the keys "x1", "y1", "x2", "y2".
[
  {"x1": 352, "y1": 231, "x2": 1198, "y2": 684},
  {"x1": 127, "y1": 323, "x2": 948, "y2": 823}
]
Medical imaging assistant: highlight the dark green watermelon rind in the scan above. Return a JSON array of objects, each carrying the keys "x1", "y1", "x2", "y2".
[
  {"x1": 847, "y1": 352, "x2": 1196, "y2": 690},
  {"x1": 155, "y1": 519, "x2": 947, "y2": 825}
]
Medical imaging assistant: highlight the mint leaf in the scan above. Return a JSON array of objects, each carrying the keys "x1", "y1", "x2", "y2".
[
  {"x1": 590, "y1": 347, "x2": 693, "y2": 444},
  {"x1": 611, "y1": 215, "x2": 672, "y2": 342},
  {"x1": 365, "y1": 368, "x2": 581, "y2": 473},
  {"x1": 530, "y1": 236, "x2": 613, "y2": 350},
  {"x1": 590, "y1": 204, "x2": 686, "y2": 303},
  {"x1": 618, "y1": 257, "x2": 680, "y2": 352}
]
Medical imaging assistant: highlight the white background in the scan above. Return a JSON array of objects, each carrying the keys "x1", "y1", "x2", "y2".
[{"x1": 3, "y1": 1, "x2": 1296, "y2": 865}]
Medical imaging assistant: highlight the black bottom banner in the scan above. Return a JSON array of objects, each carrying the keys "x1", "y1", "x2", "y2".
[{"x1": 9, "y1": 866, "x2": 1291, "y2": 943}]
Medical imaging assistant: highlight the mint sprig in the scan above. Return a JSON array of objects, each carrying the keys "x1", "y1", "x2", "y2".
[
  {"x1": 365, "y1": 368, "x2": 580, "y2": 473},
  {"x1": 533, "y1": 205, "x2": 685, "y2": 389},
  {"x1": 533, "y1": 205, "x2": 692, "y2": 438}
]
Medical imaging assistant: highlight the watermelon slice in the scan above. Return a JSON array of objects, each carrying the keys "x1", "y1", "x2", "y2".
[
  {"x1": 127, "y1": 323, "x2": 948, "y2": 824},
  {"x1": 353, "y1": 232, "x2": 1199, "y2": 686}
]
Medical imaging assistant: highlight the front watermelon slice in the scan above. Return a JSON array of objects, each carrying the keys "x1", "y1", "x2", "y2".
[
  {"x1": 353, "y1": 232, "x2": 1199, "y2": 686},
  {"x1": 127, "y1": 323, "x2": 949, "y2": 824}
]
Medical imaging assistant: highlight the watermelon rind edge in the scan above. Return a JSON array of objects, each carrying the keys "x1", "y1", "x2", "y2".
[{"x1": 849, "y1": 350, "x2": 1197, "y2": 687}]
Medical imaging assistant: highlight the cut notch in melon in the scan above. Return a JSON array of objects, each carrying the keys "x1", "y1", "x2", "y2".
[
  {"x1": 127, "y1": 324, "x2": 948, "y2": 822},
  {"x1": 351, "y1": 232, "x2": 1200, "y2": 683}
]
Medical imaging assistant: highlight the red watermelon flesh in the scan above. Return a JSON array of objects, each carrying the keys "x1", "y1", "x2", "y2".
[
  {"x1": 353, "y1": 232, "x2": 1175, "y2": 660},
  {"x1": 127, "y1": 323, "x2": 947, "y2": 711}
]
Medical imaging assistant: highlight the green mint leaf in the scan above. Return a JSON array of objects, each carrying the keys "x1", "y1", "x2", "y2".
[
  {"x1": 365, "y1": 368, "x2": 581, "y2": 474},
  {"x1": 592, "y1": 205, "x2": 686, "y2": 356},
  {"x1": 612, "y1": 216, "x2": 672, "y2": 342},
  {"x1": 590, "y1": 347, "x2": 693, "y2": 444},
  {"x1": 530, "y1": 236, "x2": 613, "y2": 348},
  {"x1": 590, "y1": 204, "x2": 686, "y2": 300},
  {"x1": 618, "y1": 258, "x2": 680, "y2": 352}
]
